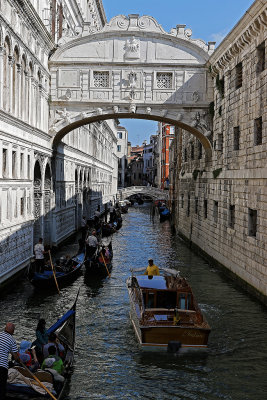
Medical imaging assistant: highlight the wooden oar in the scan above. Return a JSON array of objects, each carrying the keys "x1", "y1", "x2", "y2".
[
  {"x1": 101, "y1": 250, "x2": 111, "y2": 278},
  {"x1": 18, "y1": 361, "x2": 58, "y2": 400},
  {"x1": 48, "y1": 250, "x2": 60, "y2": 295}
]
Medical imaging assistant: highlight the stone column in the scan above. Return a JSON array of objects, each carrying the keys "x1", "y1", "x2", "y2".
[
  {"x1": 0, "y1": 46, "x2": 4, "y2": 109},
  {"x1": 16, "y1": 63, "x2": 21, "y2": 118},
  {"x1": 8, "y1": 56, "x2": 14, "y2": 114}
]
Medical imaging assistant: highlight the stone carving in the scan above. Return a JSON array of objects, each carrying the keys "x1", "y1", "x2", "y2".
[
  {"x1": 80, "y1": 111, "x2": 87, "y2": 119},
  {"x1": 128, "y1": 70, "x2": 137, "y2": 87},
  {"x1": 129, "y1": 103, "x2": 136, "y2": 113},
  {"x1": 117, "y1": 16, "x2": 129, "y2": 29},
  {"x1": 192, "y1": 112, "x2": 211, "y2": 135},
  {"x1": 113, "y1": 106, "x2": 119, "y2": 113},
  {"x1": 125, "y1": 37, "x2": 140, "y2": 59},
  {"x1": 185, "y1": 28, "x2": 193, "y2": 39},
  {"x1": 56, "y1": 108, "x2": 72, "y2": 124},
  {"x1": 146, "y1": 107, "x2": 152, "y2": 114},
  {"x1": 192, "y1": 91, "x2": 199, "y2": 102},
  {"x1": 96, "y1": 108, "x2": 103, "y2": 115}
]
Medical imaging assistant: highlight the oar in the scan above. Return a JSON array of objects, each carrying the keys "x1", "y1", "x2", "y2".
[
  {"x1": 101, "y1": 250, "x2": 111, "y2": 278},
  {"x1": 48, "y1": 250, "x2": 60, "y2": 295},
  {"x1": 18, "y1": 361, "x2": 58, "y2": 400}
]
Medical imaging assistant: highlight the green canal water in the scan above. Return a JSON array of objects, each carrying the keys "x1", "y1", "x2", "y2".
[{"x1": 1, "y1": 204, "x2": 267, "y2": 399}]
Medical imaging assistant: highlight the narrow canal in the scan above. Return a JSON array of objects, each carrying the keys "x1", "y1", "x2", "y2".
[{"x1": 1, "y1": 204, "x2": 267, "y2": 399}]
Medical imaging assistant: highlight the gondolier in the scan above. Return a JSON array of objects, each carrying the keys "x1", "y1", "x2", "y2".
[
  {"x1": 0, "y1": 322, "x2": 19, "y2": 399},
  {"x1": 34, "y1": 238, "x2": 45, "y2": 272},
  {"x1": 85, "y1": 230, "x2": 98, "y2": 258}
]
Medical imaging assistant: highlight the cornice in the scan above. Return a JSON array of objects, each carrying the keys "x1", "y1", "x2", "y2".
[
  {"x1": 209, "y1": 0, "x2": 267, "y2": 73},
  {"x1": 95, "y1": 0, "x2": 107, "y2": 26},
  {"x1": 0, "y1": 109, "x2": 52, "y2": 143}
]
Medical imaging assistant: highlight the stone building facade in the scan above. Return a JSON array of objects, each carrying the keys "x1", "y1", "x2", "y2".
[
  {"x1": 0, "y1": 0, "x2": 118, "y2": 286},
  {"x1": 170, "y1": 0, "x2": 267, "y2": 303},
  {"x1": 116, "y1": 125, "x2": 128, "y2": 188}
]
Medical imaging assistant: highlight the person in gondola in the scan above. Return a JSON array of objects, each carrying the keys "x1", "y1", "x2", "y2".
[
  {"x1": 0, "y1": 322, "x2": 19, "y2": 400},
  {"x1": 18, "y1": 340, "x2": 39, "y2": 372},
  {"x1": 35, "y1": 319, "x2": 48, "y2": 357},
  {"x1": 144, "y1": 258, "x2": 160, "y2": 276},
  {"x1": 85, "y1": 229, "x2": 98, "y2": 259},
  {"x1": 41, "y1": 345, "x2": 64, "y2": 385},
  {"x1": 34, "y1": 238, "x2": 46, "y2": 273},
  {"x1": 43, "y1": 333, "x2": 65, "y2": 360}
]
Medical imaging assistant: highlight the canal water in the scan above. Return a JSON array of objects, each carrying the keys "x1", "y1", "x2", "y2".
[{"x1": 1, "y1": 204, "x2": 267, "y2": 400}]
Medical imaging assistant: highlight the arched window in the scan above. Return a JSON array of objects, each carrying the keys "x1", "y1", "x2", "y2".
[
  {"x1": 12, "y1": 47, "x2": 19, "y2": 115},
  {"x1": 3, "y1": 38, "x2": 11, "y2": 111},
  {"x1": 28, "y1": 62, "x2": 33, "y2": 124},
  {"x1": 21, "y1": 55, "x2": 27, "y2": 120}
]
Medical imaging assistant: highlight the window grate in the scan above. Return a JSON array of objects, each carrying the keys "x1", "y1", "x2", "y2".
[
  {"x1": 233, "y1": 126, "x2": 240, "y2": 151},
  {"x1": 93, "y1": 71, "x2": 109, "y2": 88},
  {"x1": 156, "y1": 72, "x2": 172, "y2": 89},
  {"x1": 254, "y1": 117, "x2": 262, "y2": 145}
]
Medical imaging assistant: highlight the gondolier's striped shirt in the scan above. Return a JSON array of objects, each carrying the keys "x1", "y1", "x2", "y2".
[{"x1": 0, "y1": 331, "x2": 18, "y2": 369}]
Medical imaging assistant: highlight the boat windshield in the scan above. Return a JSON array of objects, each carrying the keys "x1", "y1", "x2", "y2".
[{"x1": 156, "y1": 291, "x2": 177, "y2": 309}]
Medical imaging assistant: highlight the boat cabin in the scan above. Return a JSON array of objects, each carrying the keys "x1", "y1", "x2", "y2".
[{"x1": 135, "y1": 275, "x2": 193, "y2": 311}]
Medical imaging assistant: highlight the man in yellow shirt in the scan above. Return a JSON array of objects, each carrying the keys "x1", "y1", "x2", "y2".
[{"x1": 144, "y1": 258, "x2": 160, "y2": 276}]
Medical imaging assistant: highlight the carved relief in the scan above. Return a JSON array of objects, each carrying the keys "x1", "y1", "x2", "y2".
[{"x1": 125, "y1": 37, "x2": 140, "y2": 59}]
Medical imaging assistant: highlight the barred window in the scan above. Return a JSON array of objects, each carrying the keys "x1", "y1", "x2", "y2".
[
  {"x1": 235, "y1": 62, "x2": 242, "y2": 89},
  {"x1": 256, "y1": 41, "x2": 265, "y2": 74},
  {"x1": 213, "y1": 201, "x2": 218, "y2": 223},
  {"x1": 233, "y1": 126, "x2": 240, "y2": 151},
  {"x1": 204, "y1": 199, "x2": 208, "y2": 219},
  {"x1": 156, "y1": 72, "x2": 172, "y2": 89},
  {"x1": 198, "y1": 141, "x2": 202, "y2": 159},
  {"x1": 254, "y1": 117, "x2": 262, "y2": 145},
  {"x1": 229, "y1": 204, "x2": 235, "y2": 229},
  {"x1": 248, "y1": 208, "x2": 257, "y2": 237},
  {"x1": 195, "y1": 197, "x2": 198, "y2": 214},
  {"x1": 93, "y1": 71, "x2": 109, "y2": 88}
]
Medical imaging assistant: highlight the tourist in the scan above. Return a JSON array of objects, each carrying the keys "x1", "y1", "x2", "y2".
[
  {"x1": 144, "y1": 258, "x2": 160, "y2": 276},
  {"x1": 43, "y1": 332, "x2": 65, "y2": 359},
  {"x1": 85, "y1": 229, "x2": 98, "y2": 258},
  {"x1": 0, "y1": 322, "x2": 19, "y2": 399},
  {"x1": 41, "y1": 345, "x2": 64, "y2": 383},
  {"x1": 34, "y1": 238, "x2": 45, "y2": 273},
  {"x1": 35, "y1": 319, "x2": 48, "y2": 354},
  {"x1": 18, "y1": 340, "x2": 39, "y2": 372}
]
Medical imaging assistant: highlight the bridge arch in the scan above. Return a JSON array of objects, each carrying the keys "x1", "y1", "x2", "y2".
[
  {"x1": 118, "y1": 186, "x2": 168, "y2": 201},
  {"x1": 49, "y1": 14, "x2": 214, "y2": 158}
]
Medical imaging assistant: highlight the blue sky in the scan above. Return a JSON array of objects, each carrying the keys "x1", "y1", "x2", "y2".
[{"x1": 102, "y1": 0, "x2": 255, "y2": 145}]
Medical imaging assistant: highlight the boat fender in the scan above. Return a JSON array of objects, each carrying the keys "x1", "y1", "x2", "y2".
[{"x1": 167, "y1": 341, "x2": 181, "y2": 354}]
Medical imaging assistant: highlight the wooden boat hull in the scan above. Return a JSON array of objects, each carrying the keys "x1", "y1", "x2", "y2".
[{"x1": 129, "y1": 311, "x2": 210, "y2": 352}]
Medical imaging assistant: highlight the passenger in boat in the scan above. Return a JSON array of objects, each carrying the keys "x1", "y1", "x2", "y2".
[
  {"x1": 35, "y1": 319, "x2": 48, "y2": 355},
  {"x1": 42, "y1": 346, "x2": 64, "y2": 374},
  {"x1": 85, "y1": 229, "x2": 98, "y2": 258},
  {"x1": 18, "y1": 340, "x2": 39, "y2": 372},
  {"x1": 41, "y1": 345, "x2": 64, "y2": 384},
  {"x1": 43, "y1": 333, "x2": 65, "y2": 360},
  {"x1": 34, "y1": 238, "x2": 46, "y2": 272},
  {"x1": 144, "y1": 258, "x2": 160, "y2": 276},
  {"x1": 0, "y1": 323, "x2": 19, "y2": 400}
]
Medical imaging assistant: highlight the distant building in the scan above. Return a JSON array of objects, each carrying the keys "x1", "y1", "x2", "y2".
[
  {"x1": 116, "y1": 126, "x2": 128, "y2": 188},
  {"x1": 158, "y1": 123, "x2": 175, "y2": 189}
]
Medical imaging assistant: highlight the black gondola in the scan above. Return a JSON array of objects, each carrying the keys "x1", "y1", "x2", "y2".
[
  {"x1": 6, "y1": 291, "x2": 79, "y2": 399},
  {"x1": 85, "y1": 239, "x2": 113, "y2": 278},
  {"x1": 30, "y1": 252, "x2": 85, "y2": 290}
]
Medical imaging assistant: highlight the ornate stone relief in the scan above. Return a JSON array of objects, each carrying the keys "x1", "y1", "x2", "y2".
[{"x1": 124, "y1": 37, "x2": 140, "y2": 59}]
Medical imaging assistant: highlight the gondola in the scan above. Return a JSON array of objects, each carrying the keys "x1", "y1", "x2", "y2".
[
  {"x1": 85, "y1": 239, "x2": 113, "y2": 278},
  {"x1": 159, "y1": 206, "x2": 170, "y2": 222},
  {"x1": 30, "y1": 251, "x2": 85, "y2": 290},
  {"x1": 6, "y1": 291, "x2": 79, "y2": 399}
]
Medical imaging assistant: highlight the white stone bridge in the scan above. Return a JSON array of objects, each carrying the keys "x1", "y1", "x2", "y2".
[
  {"x1": 49, "y1": 14, "x2": 215, "y2": 159},
  {"x1": 117, "y1": 186, "x2": 168, "y2": 201}
]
